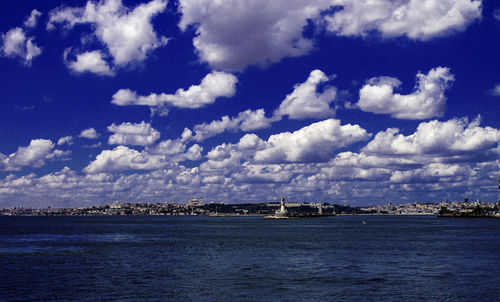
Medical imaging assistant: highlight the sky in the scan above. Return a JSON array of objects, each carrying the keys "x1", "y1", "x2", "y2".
[{"x1": 1, "y1": 0, "x2": 500, "y2": 207}]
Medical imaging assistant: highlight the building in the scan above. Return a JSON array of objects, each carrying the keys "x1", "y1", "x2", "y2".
[{"x1": 187, "y1": 199, "x2": 203, "y2": 207}]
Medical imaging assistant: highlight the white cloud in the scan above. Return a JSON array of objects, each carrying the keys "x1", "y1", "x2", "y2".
[
  {"x1": 2, "y1": 153, "x2": 500, "y2": 207},
  {"x1": 107, "y1": 121, "x2": 160, "y2": 146},
  {"x1": 274, "y1": 69, "x2": 337, "y2": 120},
  {"x1": 185, "y1": 144, "x2": 203, "y2": 161},
  {"x1": 112, "y1": 71, "x2": 238, "y2": 110},
  {"x1": 25, "y1": 38, "x2": 42, "y2": 63},
  {"x1": 201, "y1": 148, "x2": 243, "y2": 171},
  {"x1": 148, "y1": 138, "x2": 203, "y2": 161},
  {"x1": 79, "y1": 128, "x2": 99, "y2": 139},
  {"x1": 389, "y1": 163, "x2": 470, "y2": 183},
  {"x1": 48, "y1": 0, "x2": 168, "y2": 74},
  {"x1": 201, "y1": 134, "x2": 266, "y2": 172},
  {"x1": 202, "y1": 175, "x2": 225, "y2": 184},
  {"x1": 66, "y1": 50, "x2": 114, "y2": 76},
  {"x1": 363, "y1": 116, "x2": 500, "y2": 159},
  {"x1": 191, "y1": 109, "x2": 273, "y2": 142},
  {"x1": 254, "y1": 118, "x2": 370, "y2": 163},
  {"x1": 331, "y1": 151, "x2": 419, "y2": 169},
  {"x1": 326, "y1": 0, "x2": 482, "y2": 40},
  {"x1": 178, "y1": 0, "x2": 332, "y2": 71},
  {"x1": 178, "y1": 0, "x2": 481, "y2": 71},
  {"x1": 57, "y1": 136, "x2": 73, "y2": 146},
  {"x1": 356, "y1": 67, "x2": 454, "y2": 119},
  {"x1": 191, "y1": 116, "x2": 237, "y2": 142},
  {"x1": 316, "y1": 163, "x2": 392, "y2": 182},
  {"x1": 238, "y1": 109, "x2": 273, "y2": 132},
  {"x1": 148, "y1": 139, "x2": 186, "y2": 155},
  {"x1": 24, "y1": 9, "x2": 42, "y2": 28},
  {"x1": 0, "y1": 139, "x2": 68, "y2": 171},
  {"x1": 84, "y1": 146, "x2": 166, "y2": 173},
  {"x1": 84, "y1": 137, "x2": 202, "y2": 173},
  {"x1": 237, "y1": 134, "x2": 266, "y2": 151},
  {"x1": 181, "y1": 128, "x2": 193, "y2": 142},
  {"x1": 186, "y1": 69, "x2": 335, "y2": 142},
  {"x1": 1, "y1": 27, "x2": 41, "y2": 65},
  {"x1": 233, "y1": 163, "x2": 294, "y2": 184}
]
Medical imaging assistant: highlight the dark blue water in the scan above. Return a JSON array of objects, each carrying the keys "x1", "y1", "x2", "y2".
[{"x1": 1, "y1": 216, "x2": 499, "y2": 301}]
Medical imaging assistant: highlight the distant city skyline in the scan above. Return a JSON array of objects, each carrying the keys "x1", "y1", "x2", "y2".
[{"x1": 1, "y1": 0, "x2": 500, "y2": 207}]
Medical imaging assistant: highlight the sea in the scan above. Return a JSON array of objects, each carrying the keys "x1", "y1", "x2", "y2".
[{"x1": 1, "y1": 215, "x2": 499, "y2": 301}]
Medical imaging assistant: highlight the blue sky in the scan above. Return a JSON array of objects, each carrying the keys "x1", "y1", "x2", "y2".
[{"x1": 1, "y1": 0, "x2": 500, "y2": 207}]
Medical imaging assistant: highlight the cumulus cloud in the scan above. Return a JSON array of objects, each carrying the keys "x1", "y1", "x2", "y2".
[
  {"x1": 57, "y1": 136, "x2": 73, "y2": 146},
  {"x1": 189, "y1": 109, "x2": 273, "y2": 142},
  {"x1": 331, "y1": 151, "x2": 419, "y2": 169},
  {"x1": 389, "y1": 163, "x2": 470, "y2": 183},
  {"x1": 201, "y1": 134, "x2": 266, "y2": 172},
  {"x1": 24, "y1": 9, "x2": 42, "y2": 28},
  {"x1": 112, "y1": 71, "x2": 238, "y2": 111},
  {"x1": 148, "y1": 138, "x2": 203, "y2": 161},
  {"x1": 84, "y1": 145, "x2": 166, "y2": 173},
  {"x1": 0, "y1": 139, "x2": 68, "y2": 171},
  {"x1": 79, "y1": 128, "x2": 99, "y2": 139},
  {"x1": 363, "y1": 116, "x2": 500, "y2": 160},
  {"x1": 85, "y1": 137, "x2": 202, "y2": 173},
  {"x1": 148, "y1": 139, "x2": 186, "y2": 156},
  {"x1": 233, "y1": 163, "x2": 294, "y2": 184},
  {"x1": 356, "y1": 67, "x2": 454, "y2": 119},
  {"x1": 178, "y1": 0, "x2": 481, "y2": 71},
  {"x1": 274, "y1": 69, "x2": 337, "y2": 120},
  {"x1": 316, "y1": 162, "x2": 392, "y2": 182},
  {"x1": 254, "y1": 118, "x2": 370, "y2": 163},
  {"x1": 1, "y1": 157, "x2": 496, "y2": 207},
  {"x1": 2, "y1": 148, "x2": 500, "y2": 207},
  {"x1": 325, "y1": 0, "x2": 482, "y2": 40},
  {"x1": 185, "y1": 69, "x2": 335, "y2": 142},
  {"x1": 48, "y1": 0, "x2": 168, "y2": 74},
  {"x1": 107, "y1": 121, "x2": 160, "y2": 146},
  {"x1": 1, "y1": 27, "x2": 41, "y2": 65},
  {"x1": 178, "y1": 0, "x2": 332, "y2": 71},
  {"x1": 66, "y1": 50, "x2": 114, "y2": 76},
  {"x1": 184, "y1": 144, "x2": 203, "y2": 161}
]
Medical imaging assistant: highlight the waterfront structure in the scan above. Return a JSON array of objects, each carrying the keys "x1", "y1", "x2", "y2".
[
  {"x1": 110, "y1": 201, "x2": 122, "y2": 209},
  {"x1": 264, "y1": 197, "x2": 337, "y2": 219},
  {"x1": 264, "y1": 196, "x2": 290, "y2": 219},
  {"x1": 498, "y1": 178, "x2": 500, "y2": 216},
  {"x1": 187, "y1": 199, "x2": 203, "y2": 207}
]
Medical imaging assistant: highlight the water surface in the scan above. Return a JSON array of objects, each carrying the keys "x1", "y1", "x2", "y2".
[{"x1": 1, "y1": 215, "x2": 499, "y2": 301}]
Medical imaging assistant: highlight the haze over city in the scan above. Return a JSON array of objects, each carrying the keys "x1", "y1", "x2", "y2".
[{"x1": 1, "y1": 0, "x2": 500, "y2": 208}]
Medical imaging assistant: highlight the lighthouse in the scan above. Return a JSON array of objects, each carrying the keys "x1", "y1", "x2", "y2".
[{"x1": 498, "y1": 178, "x2": 500, "y2": 216}]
